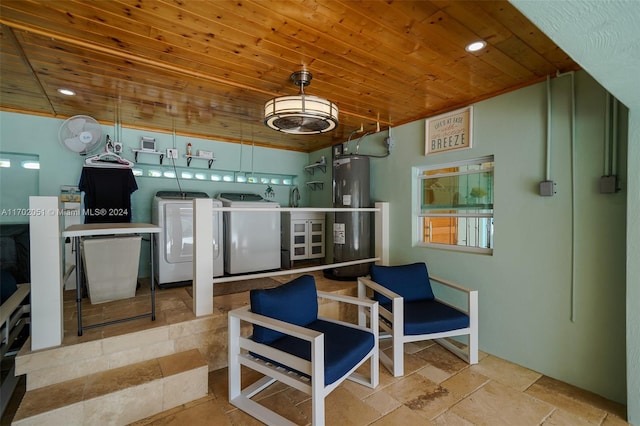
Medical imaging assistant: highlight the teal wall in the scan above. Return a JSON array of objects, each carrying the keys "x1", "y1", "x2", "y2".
[
  {"x1": 0, "y1": 112, "x2": 315, "y2": 276},
  {"x1": 0, "y1": 113, "x2": 314, "y2": 211},
  {"x1": 337, "y1": 71, "x2": 628, "y2": 404}
]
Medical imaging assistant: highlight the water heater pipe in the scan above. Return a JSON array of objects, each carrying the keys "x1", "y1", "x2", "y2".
[{"x1": 238, "y1": 130, "x2": 243, "y2": 172}]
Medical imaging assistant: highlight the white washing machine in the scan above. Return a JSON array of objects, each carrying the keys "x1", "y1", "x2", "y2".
[
  {"x1": 152, "y1": 191, "x2": 223, "y2": 287},
  {"x1": 216, "y1": 193, "x2": 281, "y2": 275}
]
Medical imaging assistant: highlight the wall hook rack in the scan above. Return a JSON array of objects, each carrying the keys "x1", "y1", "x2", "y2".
[
  {"x1": 306, "y1": 181, "x2": 324, "y2": 190},
  {"x1": 185, "y1": 155, "x2": 216, "y2": 168}
]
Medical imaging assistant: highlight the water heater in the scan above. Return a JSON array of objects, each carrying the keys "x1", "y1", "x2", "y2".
[{"x1": 327, "y1": 155, "x2": 371, "y2": 279}]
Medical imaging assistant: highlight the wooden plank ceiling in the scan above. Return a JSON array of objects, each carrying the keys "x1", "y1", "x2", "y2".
[{"x1": 0, "y1": 0, "x2": 579, "y2": 153}]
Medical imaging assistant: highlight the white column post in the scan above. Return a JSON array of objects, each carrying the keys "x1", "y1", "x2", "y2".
[
  {"x1": 193, "y1": 198, "x2": 213, "y2": 316},
  {"x1": 29, "y1": 196, "x2": 63, "y2": 350},
  {"x1": 375, "y1": 202, "x2": 389, "y2": 266}
]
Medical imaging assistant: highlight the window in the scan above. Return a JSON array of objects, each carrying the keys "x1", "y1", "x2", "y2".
[
  {"x1": 129, "y1": 163, "x2": 296, "y2": 185},
  {"x1": 416, "y1": 156, "x2": 494, "y2": 253}
]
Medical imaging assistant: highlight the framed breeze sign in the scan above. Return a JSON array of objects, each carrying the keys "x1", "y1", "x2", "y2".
[{"x1": 425, "y1": 106, "x2": 473, "y2": 155}]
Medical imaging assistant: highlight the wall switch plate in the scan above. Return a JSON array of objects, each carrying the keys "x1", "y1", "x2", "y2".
[
  {"x1": 166, "y1": 148, "x2": 178, "y2": 159},
  {"x1": 539, "y1": 180, "x2": 556, "y2": 196}
]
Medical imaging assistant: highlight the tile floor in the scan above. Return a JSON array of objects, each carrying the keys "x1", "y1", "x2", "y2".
[
  {"x1": 2, "y1": 271, "x2": 629, "y2": 425},
  {"x1": 128, "y1": 340, "x2": 628, "y2": 426}
]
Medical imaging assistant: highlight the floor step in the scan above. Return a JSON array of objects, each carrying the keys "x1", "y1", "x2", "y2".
[{"x1": 11, "y1": 349, "x2": 208, "y2": 425}]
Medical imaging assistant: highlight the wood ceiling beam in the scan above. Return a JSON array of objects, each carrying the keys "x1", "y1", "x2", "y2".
[{"x1": 2, "y1": 24, "x2": 55, "y2": 115}]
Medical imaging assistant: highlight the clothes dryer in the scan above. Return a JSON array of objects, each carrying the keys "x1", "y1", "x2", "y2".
[
  {"x1": 216, "y1": 193, "x2": 280, "y2": 274},
  {"x1": 152, "y1": 191, "x2": 223, "y2": 287}
]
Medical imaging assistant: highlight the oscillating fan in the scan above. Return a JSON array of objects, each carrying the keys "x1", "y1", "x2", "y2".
[{"x1": 58, "y1": 115, "x2": 103, "y2": 155}]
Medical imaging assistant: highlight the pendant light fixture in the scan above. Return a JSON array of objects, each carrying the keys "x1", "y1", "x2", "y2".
[{"x1": 264, "y1": 70, "x2": 338, "y2": 134}]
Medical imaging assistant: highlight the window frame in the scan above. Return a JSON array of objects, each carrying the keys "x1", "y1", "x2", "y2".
[{"x1": 414, "y1": 155, "x2": 494, "y2": 254}]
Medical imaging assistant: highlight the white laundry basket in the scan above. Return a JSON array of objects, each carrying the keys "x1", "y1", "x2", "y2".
[{"x1": 82, "y1": 236, "x2": 141, "y2": 304}]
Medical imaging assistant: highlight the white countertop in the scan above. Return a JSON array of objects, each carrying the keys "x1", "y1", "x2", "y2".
[{"x1": 62, "y1": 223, "x2": 160, "y2": 237}]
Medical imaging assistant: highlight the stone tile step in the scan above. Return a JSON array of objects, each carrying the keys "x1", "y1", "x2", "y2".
[
  {"x1": 12, "y1": 349, "x2": 208, "y2": 425},
  {"x1": 16, "y1": 325, "x2": 177, "y2": 391}
]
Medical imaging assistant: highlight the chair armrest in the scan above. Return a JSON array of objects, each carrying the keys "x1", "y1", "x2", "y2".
[
  {"x1": 429, "y1": 275, "x2": 476, "y2": 294},
  {"x1": 0, "y1": 283, "x2": 30, "y2": 325},
  {"x1": 317, "y1": 290, "x2": 379, "y2": 335},
  {"x1": 357, "y1": 277, "x2": 403, "y2": 301},
  {"x1": 430, "y1": 275, "x2": 478, "y2": 319},
  {"x1": 229, "y1": 305, "x2": 323, "y2": 342},
  {"x1": 317, "y1": 291, "x2": 378, "y2": 309}
]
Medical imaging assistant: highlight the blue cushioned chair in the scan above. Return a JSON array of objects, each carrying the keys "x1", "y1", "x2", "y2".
[
  {"x1": 358, "y1": 263, "x2": 478, "y2": 377},
  {"x1": 228, "y1": 274, "x2": 379, "y2": 425}
]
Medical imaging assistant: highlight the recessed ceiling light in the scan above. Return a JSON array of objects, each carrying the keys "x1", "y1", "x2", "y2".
[
  {"x1": 465, "y1": 41, "x2": 487, "y2": 52},
  {"x1": 57, "y1": 88, "x2": 76, "y2": 96}
]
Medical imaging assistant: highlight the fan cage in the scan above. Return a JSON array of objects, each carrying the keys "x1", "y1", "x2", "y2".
[{"x1": 58, "y1": 115, "x2": 104, "y2": 155}]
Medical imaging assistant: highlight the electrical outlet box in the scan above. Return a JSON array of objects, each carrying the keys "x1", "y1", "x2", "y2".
[
  {"x1": 599, "y1": 175, "x2": 617, "y2": 193},
  {"x1": 384, "y1": 136, "x2": 394, "y2": 152},
  {"x1": 539, "y1": 180, "x2": 556, "y2": 196},
  {"x1": 166, "y1": 148, "x2": 178, "y2": 159}
]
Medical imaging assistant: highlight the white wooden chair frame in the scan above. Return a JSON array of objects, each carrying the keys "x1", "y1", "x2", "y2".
[
  {"x1": 358, "y1": 275, "x2": 478, "y2": 377},
  {"x1": 1, "y1": 283, "x2": 30, "y2": 416},
  {"x1": 228, "y1": 291, "x2": 379, "y2": 426}
]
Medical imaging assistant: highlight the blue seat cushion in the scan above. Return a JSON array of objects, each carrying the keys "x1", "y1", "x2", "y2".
[
  {"x1": 250, "y1": 274, "x2": 318, "y2": 344},
  {"x1": 382, "y1": 299, "x2": 469, "y2": 335},
  {"x1": 1, "y1": 269, "x2": 18, "y2": 304},
  {"x1": 370, "y1": 263, "x2": 435, "y2": 304},
  {"x1": 252, "y1": 319, "x2": 375, "y2": 386}
]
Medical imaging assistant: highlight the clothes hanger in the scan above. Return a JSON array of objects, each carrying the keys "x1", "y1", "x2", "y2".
[{"x1": 84, "y1": 135, "x2": 134, "y2": 169}]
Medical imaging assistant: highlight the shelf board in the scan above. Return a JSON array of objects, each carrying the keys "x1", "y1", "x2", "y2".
[{"x1": 304, "y1": 162, "x2": 326, "y2": 175}]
